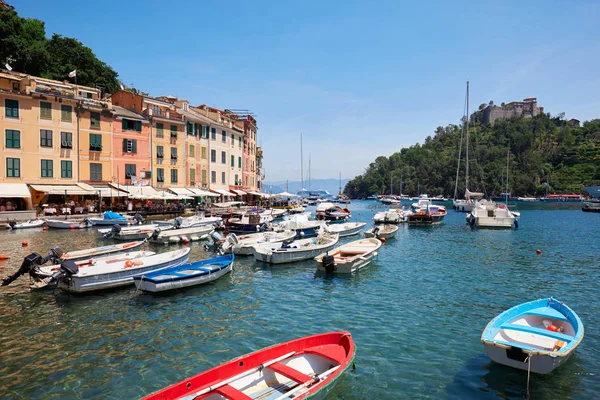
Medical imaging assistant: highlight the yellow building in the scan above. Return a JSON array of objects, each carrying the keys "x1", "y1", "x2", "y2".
[{"x1": 0, "y1": 70, "x2": 111, "y2": 209}]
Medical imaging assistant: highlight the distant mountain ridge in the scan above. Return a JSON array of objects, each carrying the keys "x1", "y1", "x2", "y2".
[{"x1": 263, "y1": 178, "x2": 350, "y2": 195}]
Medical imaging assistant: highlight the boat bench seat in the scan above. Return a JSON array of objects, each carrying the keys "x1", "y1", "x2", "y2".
[
  {"x1": 303, "y1": 344, "x2": 345, "y2": 365},
  {"x1": 524, "y1": 306, "x2": 568, "y2": 321},
  {"x1": 213, "y1": 384, "x2": 253, "y2": 400},
  {"x1": 485, "y1": 339, "x2": 542, "y2": 352},
  {"x1": 500, "y1": 323, "x2": 573, "y2": 342},
  {"x1": 268, "y1": 362, "x2": 313, "y2": 384}
]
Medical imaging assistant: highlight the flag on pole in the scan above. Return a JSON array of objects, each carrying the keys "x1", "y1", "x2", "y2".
[
  {"x1": 68, "y1": 70, "x2": 77, "y2": 78},
  {"x1": 5, "y1": 63, "x2": 12, "y2": 71}
]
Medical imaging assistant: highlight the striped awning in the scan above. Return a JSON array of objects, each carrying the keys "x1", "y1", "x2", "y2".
[{"x1": 232, "y1": 189, "x2": 247, "y2": 196}]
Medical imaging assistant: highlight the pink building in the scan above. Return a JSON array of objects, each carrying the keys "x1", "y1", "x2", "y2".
[{"x1": 112, "y1": 105, "x2": 151, "y2": 185}]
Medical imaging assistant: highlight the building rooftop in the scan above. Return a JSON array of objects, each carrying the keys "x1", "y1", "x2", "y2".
[{"x1": 112, "y1": 105, "x2": 148, "y2": 120}]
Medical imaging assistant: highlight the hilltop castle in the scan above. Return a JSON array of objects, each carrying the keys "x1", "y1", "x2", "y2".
[{"x1": 482, "y1": 97, "x2": 545, "y2": 125}]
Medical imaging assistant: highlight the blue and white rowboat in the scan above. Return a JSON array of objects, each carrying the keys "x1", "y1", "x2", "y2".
[
  {"x1": 481, "y1": 297, "x2": 584, "y2": 374},
  {"x1": 133, "y1": 254, "x2": 234, "y2": 292}
]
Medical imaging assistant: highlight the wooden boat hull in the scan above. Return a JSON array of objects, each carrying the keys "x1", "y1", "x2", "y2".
[
  {"x1": 252, "y1": 235, "x2": 339, "y2": 264},
  {"x1": 141, "y1": 331, "x2": 355, "y2": 400},
  {"x1": 408, "y1": 212, "x2": 446, "y2": 225},
  {"x1": 315, "y1": 238, "x2": 381, "y2": 274},
  {"x1": 59, "y1": 241, "x2": 146, "y2": 262},
  {"x1": 58, "y1": 248, "x2": 190, "y2": 293},
  {"x1": 481, "y1": 297, "x2": 584, "y2": 374},
  {"x1": 133, "y1": 254, "x2": 234, "y2": 292}
]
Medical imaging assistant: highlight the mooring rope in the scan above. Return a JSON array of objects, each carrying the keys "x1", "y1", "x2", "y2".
[{"x1": 525, "y1": 349, "x2": 533, "y2": 398}]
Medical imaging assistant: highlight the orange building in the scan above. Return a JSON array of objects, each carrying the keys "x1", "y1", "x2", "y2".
[{"x1": 111, "y1": 106, "x2": 150, "y2": 185}]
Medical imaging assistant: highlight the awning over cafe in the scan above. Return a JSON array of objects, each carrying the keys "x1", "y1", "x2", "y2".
[
  {"x1": 211, "y1": 189, "x2": 236, "y2": 197},
  {"x1": 29, "y1": 184, "x2": 95, "y2": 195},
  {"x1": 0, "y1": 183, "x2": 32, "y2": 198}
]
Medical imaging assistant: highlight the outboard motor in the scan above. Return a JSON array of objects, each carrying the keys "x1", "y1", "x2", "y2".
[
  {"x1": 151, "y1": 227, "x2": 161, "y2": 241},
  {"x1": 8, "y1": 220, "x2": 16, "y2": 230},
  {"x1": 174, "y1": 217, "x2": 183, "y2": 229},
  {"x1": 220, "y1": 233, "x2": 239, "y2": 254},
  {"x1": 204, "y1": 230, "x2": 223, "y2": 252},
  {"x1": 133, "y1": 213, "x2": 144, "y2": 225},
  {"x1": 103, "y1": 224, "x2": 122, "y2": 239},
  {"x1": 47, "y1": 247, "x2": 64, "y2": 264},
  {"x1": 2, "y1": 252, "x2": 44, "y2": 286},
  {"x1": 322, "y1": 253, "x2": 336, "y2": 274},
  {"x1": 83, "y1": 217, "x2": 93, "y2": 227}
]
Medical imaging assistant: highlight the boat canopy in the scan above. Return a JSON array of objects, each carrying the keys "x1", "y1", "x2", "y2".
[
  {"x1": 104, "y1": 211, "x2": 126, "y2": 220},
  {"x1": 0, "y1": 183, "x2": 32, "y2": 198},
  {"x1": 213, "y1": 201, "x2": 244, "y2": 208}
]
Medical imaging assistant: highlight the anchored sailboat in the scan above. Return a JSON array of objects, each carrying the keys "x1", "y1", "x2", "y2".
[{"x1": 454, "y1": 81, "x2": 483, "y2": 212}]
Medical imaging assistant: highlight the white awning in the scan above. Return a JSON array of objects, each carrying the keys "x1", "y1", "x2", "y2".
[
  {"x1": 213, "y1": 201, "x2": 244, "y2": 208},
  {"x1": 168, "y1": 187, "x2": 194, "y2": 196},
  {"x1": 232, "y1": 189, "x2": 247, "y2": 196},
  {"x1": 91, "y1": 185, "x2": 129, "y2": 198},
  {"x1": 187, "y1": 188, "x2": 220, "y2": 197},
  {"x1": 211, "y1": 189, "x2": 236, "y2": 197},
  {"x1": 160, "y1": 189, "x2": 192, "y2": 200},
  {"x1": 0, "y1": 183, "x2": 31, "y2": 198},
  {"x1": 29, "y1": 184, "x2": 95, "y2": 195}
]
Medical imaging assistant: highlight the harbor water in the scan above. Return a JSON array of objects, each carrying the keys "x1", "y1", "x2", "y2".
[{"x1": 1, "y1": 201, "x2": 599, "y2": 399}]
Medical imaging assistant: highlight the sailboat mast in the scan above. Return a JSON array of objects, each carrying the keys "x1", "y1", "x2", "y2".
[
  {"x1": 308, "y1": 153, "x2": 311, "y2": 192},
  {"x1": 506, "y1": 150, "x2": 510, "y2": 204},
  {"x1": 465, "y1": 81, "x2": 470, "y2": 195},
  {"x1": 339, "y1": 172, "x2": 342, "y2": 195},
  {"x1": 400, "y1": 170, "x2": 403, "y2": 196},
  {"x1": 300, "y1": 133, "x2": 304, "y2": 197}
]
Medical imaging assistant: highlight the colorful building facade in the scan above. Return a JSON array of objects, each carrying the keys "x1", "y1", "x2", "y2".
[{"x1": 111, "y1": 105, "x2": 151, "y2": 186}]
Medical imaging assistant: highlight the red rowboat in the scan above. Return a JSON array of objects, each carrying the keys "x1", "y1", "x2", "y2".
[{"x1": 143, "y1": 331, "x2": 355, "y2": 400}]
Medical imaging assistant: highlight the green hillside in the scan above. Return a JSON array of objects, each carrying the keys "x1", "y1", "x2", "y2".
[{"x1": 344, "y1": 114, "x2": 600, "y2": 198}]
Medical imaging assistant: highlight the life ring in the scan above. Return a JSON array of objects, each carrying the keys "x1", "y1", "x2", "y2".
[{"x1": 124, "y1": 260, "x2": 134, "y2": 268}]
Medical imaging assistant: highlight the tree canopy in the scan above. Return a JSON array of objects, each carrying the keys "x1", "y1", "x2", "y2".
[
  {"x1": 344, "y1": 114, "x2": 600, "y2": 198},
  {"x1": 0, "y1": 7, "x2": 119, "y2": 94}
]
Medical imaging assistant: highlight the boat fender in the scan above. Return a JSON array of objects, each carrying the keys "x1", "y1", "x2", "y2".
[
  {"x1": 380, "y1": 238, "x2": 387, "y2": 243},
  {"x1": 124, "y1": 260, "x2": 134, "y2": 268},
  {"x1": 514, "y1": 219, "x2": 519, "y2": 229},
  {"x1": 133, "y1": 259, "x2": 144, "y2": 266},
  {"x1": 22, "y1": 241, "x2": 28, "y2": 247},
  {"x1": 322, "y1": 253, "x2": 336, "y2": 274},
  {"x1": 536, "y1": 249, "x2": 542, "y2": 255},
  {"x1": 0, "y1": 254, "x2": 10, "y2": 260},
  {"x1": 182, "y1": 237, "x2": 190, "y2": 244},
  {"x1": 469, "y1": 214, "x2": 475, "y2": 227},
  {"x1": 169, "y1": 237, "x2": 180, "y2": 243}
]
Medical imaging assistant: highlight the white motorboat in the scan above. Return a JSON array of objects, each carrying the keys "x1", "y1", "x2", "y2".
[
  {"x1": 315, "y1": 238, "x2": 381, "y2": 274},
  {"x1": 99, "y1": 224, "x2": 172, "y2": 241},
  {"x1": 466, "y1": 200, "x2": 518, "y2": 228},
  {"x1": 324, "y1": 222, "x2": 366, "y2": 237},
  {"x1": 364, "y1": 224, "x2": 399, "y2": 239},
  {"x1": 87, "y1": 211, "x2": 131, "y2": 226},
  {"x1": 32, "y1": 251, "x2": 156, "y2": 288},
  {"x1": 373, "y1": 207, "x2": 409, "y2": 224},
  {"x1": 149, "y1": 225, "x2": 214, "y2": 245},
  {"x1": 44, "y1": 218, "x2": 93, "y2": 229},
  {"x1": 56, "y1": 248, "x2": 191, "y2": 293},
  {"x1": 252, "y1": 233, "x2": 339, "y2": 264},
  {"x1": 275, "y1": 213, "x2": 325, "y2": 238},
  {"x1": 222, "y1": 230, "x2": 297, "y2": 255},
  {"x1": 153, "y1": 214, "x2": 223, "y2": 229},
  {"x1": 4, "y1": 219, "x2": 45, "y2": 230}
]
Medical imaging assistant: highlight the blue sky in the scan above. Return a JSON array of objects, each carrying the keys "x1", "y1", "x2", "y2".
[{"x1": 14, "y1": 0, "x2": 600, "y2": 181}]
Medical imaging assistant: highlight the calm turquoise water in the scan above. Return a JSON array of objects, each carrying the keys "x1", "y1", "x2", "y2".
[{"x1": 1, "y1": 201, "x2": 598, "y2": 399}]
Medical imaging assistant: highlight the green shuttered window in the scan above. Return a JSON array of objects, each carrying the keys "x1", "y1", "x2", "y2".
[
  {"x1": 41, "y1": 159, "x2": 53, "y2": 178},
  {"x1": 61, "y1": 160, "x2": 72, "y2": 178},
  {"x1": 6, "y1": 130, "x2": 20, "y2": 148},
  {"x1": 5, "y1": 99, "x2": 19, "y2": 118},
  {"x1": 6, "y1": 158, "x2": 20, "y2": 177},
  {"x1": 90, "y1": 134, "x2": 102, "y2": 151}
]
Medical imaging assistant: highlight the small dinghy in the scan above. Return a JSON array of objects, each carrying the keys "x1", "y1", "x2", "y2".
[
  {"x1": 221, "y1": 230, "x2": 297, "y2": 255},
  {"x1": 133, "y1": 254, "x2": 234, "y2": 292},
  {"x1": 44, "y1": 218, "x2": 93, "y2": 229},
  {"x1": 481, "y1": 297, "x2": 584, "y2": 374},
  {"x1": 149, "y1": 225, "x2": 214, "y2": 245},
  {"x1": 99, "y1": 224, "x2": 171, "y2": 241},
  {"x1": 56, "y1": 248, "x2": 191, "y2": 293},
  {"x1": 4, "y1": 219, "x2": 45, "y2": 230},
  {"x1": 324, "y1": 222, "x2": 366, "y2": 237},
  {"x1": 252, "y1": 233, "x2": 339, "y2": 264},
  {"x1": 364, "y1": 224, "x2": 398, "y2": 239},
  {"x1": 141, "y1": 331, "x2": 355, "y2": 400},
  {"x1": 315, "y1": 238, "x2": 381, "y2": 274}
]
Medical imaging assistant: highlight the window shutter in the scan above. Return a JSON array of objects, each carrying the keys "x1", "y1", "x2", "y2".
[
  {"x1": 123, "y1": 139, "x2": 128, "y2": 153},
  {"x1": 136, "y1": 120, "x2": 142, "y2": 132},
  {"x1": 132, "y1": 139, "x2": 137, "y2": 153}
]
